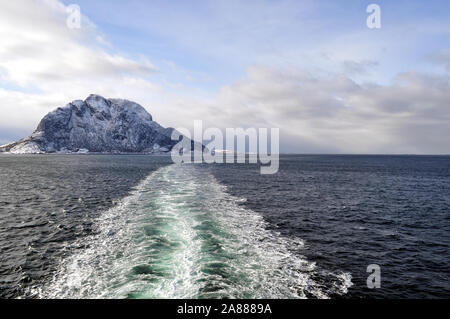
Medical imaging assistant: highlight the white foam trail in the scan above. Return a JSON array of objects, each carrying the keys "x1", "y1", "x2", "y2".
[{"x1": 36, "y1": 164, "x2": 352, "y2": 299}]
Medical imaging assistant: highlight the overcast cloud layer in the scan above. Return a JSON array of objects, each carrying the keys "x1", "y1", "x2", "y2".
[{"x1": 0, "y1": 0, "x2": 449, "y2": 153}]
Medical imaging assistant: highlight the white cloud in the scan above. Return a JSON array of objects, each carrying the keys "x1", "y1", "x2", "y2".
[
  {"x1": 159, "y1": 65, "x2": 450, "y2": 154},
  {"x1": 0, "y1": 0, "x2": 161, "y2": 140}
]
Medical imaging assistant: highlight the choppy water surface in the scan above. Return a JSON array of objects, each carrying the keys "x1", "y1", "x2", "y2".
[
  {"x1": 0, "y1": 155, "x2": 170, "y2": 298},
  {"x1": 209, "y1": 155, "x2": 450, "y2": 298},
  {"x1": 0, "y1": 155, "x2": 449, "y2": 298}
]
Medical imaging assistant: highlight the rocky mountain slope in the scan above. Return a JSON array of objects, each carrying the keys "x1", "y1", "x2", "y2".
[{"x1": 0, "y1": 94, "x2": 184, "y2": 154}]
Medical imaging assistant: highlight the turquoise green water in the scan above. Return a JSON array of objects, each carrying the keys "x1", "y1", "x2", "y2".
[{"x1": 37, "y1": 164, "x2": 351, "y2": 299}]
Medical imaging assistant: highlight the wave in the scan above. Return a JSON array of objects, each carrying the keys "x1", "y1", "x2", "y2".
[{"x1": 35, "y1": 164, "x2": 352, "y2": 299}]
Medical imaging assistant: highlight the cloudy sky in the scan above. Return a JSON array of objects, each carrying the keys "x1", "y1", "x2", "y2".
[{"x1": 1, "y1": 0, "x2": 449, "y2": 153}]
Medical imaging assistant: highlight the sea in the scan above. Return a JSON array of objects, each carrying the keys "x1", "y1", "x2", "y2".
[{"x1": 0, "y1": 154, "x2": 449, "y2": 299}]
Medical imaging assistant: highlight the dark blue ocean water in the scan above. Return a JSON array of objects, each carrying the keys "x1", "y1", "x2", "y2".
[
  {"x1": 0, "y1": 154, "x2": 448, "y2": 298},
  {"x1": 208, "y1": 155, "x2": 450, "y2": 298}
]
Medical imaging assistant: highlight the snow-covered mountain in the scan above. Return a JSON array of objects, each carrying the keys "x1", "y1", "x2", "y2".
[{"x1": 0, "y1": 94, "x2": 184, "y2": 154}]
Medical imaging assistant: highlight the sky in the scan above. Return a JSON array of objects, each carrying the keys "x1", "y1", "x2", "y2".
[{"x1": 0, "y1": 0, "x2": 449, "y2": 153}]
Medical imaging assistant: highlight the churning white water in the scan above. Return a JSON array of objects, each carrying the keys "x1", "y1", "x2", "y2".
[{"x1": 37, "y1": 164, "x2": 352, "y2": 299}]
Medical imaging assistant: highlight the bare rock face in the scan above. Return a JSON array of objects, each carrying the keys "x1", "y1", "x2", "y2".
[{"x1": 1, "y1": 94, "x2": 180, "y2": 154}]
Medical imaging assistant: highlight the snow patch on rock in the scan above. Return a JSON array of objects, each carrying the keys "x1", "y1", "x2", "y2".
[{"x1": 10, "y1": 142, "x2": 43, "y2": 154}]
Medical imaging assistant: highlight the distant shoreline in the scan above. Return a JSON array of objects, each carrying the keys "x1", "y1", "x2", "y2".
[{"x1": 1, "y1": 153, "x2": 449, "y2": 156}]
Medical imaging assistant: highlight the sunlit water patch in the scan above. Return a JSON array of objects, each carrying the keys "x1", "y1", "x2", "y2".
[{"x1": 36, "y1": 164, "x2": 352, "y2": 299}]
